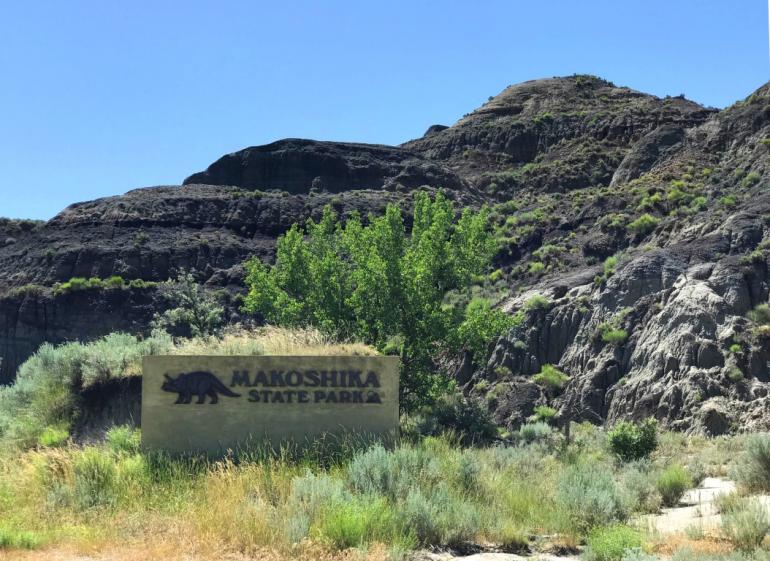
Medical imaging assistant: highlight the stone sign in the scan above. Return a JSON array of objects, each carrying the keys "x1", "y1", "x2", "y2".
[{"x1": 141, "y1": 355, "x2": 400, "y2": 453}]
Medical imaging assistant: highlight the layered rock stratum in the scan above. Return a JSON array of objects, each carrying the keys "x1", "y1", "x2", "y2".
[{"x1": 3, "y1": 74, "x2": 770, "y2": 433}]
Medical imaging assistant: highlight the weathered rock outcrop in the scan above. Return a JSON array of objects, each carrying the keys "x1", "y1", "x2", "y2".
[{"x1": 4, "y1": 74, "x2": 770, "y2": 434}]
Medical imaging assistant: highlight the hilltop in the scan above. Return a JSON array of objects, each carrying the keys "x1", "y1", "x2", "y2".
[{"x1": 3, "y1": 74, "x2": 770, "y2": 434}]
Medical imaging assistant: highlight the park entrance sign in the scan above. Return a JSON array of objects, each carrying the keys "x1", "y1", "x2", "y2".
[{"x1": 142, "y1": 355, "x2": 399, "y2": 454}]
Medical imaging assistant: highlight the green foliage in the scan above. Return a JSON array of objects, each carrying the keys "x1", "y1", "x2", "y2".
[
  {"x1": 0, "y1": 331, "x2": 173, "y2": 448},
  {"x1": 312, "y1": 496, "x2": 400, "y2": 549},
  {"x1": 721, "y1": 498, "x2": 770, "y2": 552},
  {"x1": 742, "y1": 172, "x2": 762, "y2": 188},
  {"x1": 728, "y1": 366, "x2": 745, "y2": 382},
  {"x1": 0, "y1": 528, "x2": 44, "y2": 549},
  {"x1": 734, "y1": 433, "x2": 770, "y2": 492},
  {"x1": 531, "y1": 405, "x2": 557, "y2": 424},
  {"x1": 532, "y1": 364, "x2": 569, "y2": 391},
  {"x1": 604, "y1": 255, "x2": 619, "y2": 276},
  {"x1": 608, "y1": 419, "x2": 658, "y2": 462},
  {"x1": 585, "y1": 525, "x2": 643, "y2": 561},
  {"x1": 401, "y1": 392, "x2": 498, "y2": 446},
  {"x1": 73, "y1": 446, "x2": 119, "y2": 509},
  {"x1": 748, "y1": 304, "x2": 770, "y2": 325},
  {"x1": 518, "y1": 421, "x2": 553, "y2": 444},
  {"x1": 719, "y1": 195, "x2": 738, "y2": 208},
  {"x1": 627, "y1": 214, "x2": 659, "y2": 236},
  {"x1": 105, "y1": 426, "x2": 141, "y2": 455},
  {"x1": 601, "y1": 328, "x2": 629, "y2": 344},
  {"x1": 524, "y1": 294, "x2": 551, "y2": 311},
  {"x1": 656, "y1": 464, "x2": 692, "y2": 507},
  {"x1": 37, "y1": 425, "x2": 69, "y2": 448},
  {"x1": 454, "y1": 298, "x2": 519, "y2": 367},
  {"x1": 52, "y1": 275, "x2": 156, "y2": 295},
  {"x1": 528, "y1": 260, "x2": 546, "y2": 274},
  {"x1": 556, "y1": 462, "x2": 627, "y2": 532},
  {"x1": 242, "y1": 192, "x2": 498, "y2": 410},
  {"x1": 152, "y1": 271, "x2": 224, "y2": 337}
]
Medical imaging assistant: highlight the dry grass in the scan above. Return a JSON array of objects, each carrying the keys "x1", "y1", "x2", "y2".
[
  {"x1": 0, "y1": 539, "x2": 393, "y2": 561},
  {"x1": 173, "y1": 326, "x2": 378, "y2": 357}
]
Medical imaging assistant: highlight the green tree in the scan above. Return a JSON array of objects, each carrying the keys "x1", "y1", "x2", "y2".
[
  {"x1": 242, "y1": 191, "x2": 502, "y2": 410},
  {"x1": 152, "y1": 271, "x2": 224, "y2": 337}
]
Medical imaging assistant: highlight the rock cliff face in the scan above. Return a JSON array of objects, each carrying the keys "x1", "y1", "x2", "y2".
[{"x1": 3, "y1": 74, "x2": 770, "y2": 433}]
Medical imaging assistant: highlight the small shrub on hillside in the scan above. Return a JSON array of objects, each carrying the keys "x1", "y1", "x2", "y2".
[
  {"x1": 524, "y1": 294, "x2": 551, "y2": 311},
  {"x1": 532, "y1": 364, "x2": 569, "y2": 391},
  {"x1": 153, "y1": 270, "x2": 225, "y2": 337},
  {"x1": 530, "y1": 405, "x2": 557, "y2": 424},
  {"x1": 742, "y1": 171, "x2": 762, "y2": 188},
  {"x1": 528, "y1": 261, "x2": 546, "y2": 274},
  {"x1": 627, "y1": 214, "x2": 659, "y2": 236},
  {"x1": 719, "y1": 195, "x2": 738, "y2": 208},
  {"x1": 584, "y1": 524, "x2": 643, "y2": 561},
  {"x1": 608, "y1": 419, "x2": 658, "y2": 462},
  {"x1": 602, "y1": 328, "x2": 629, "y2": 344},
  {"x1": 721, "y1": 498, "x2": 770, "y2": 552},
  {"x1": 656, "y1": 464, "x2": 692, "y2": 507},
  {"x1": 734, "y1": 433, "x2": 770, "y2": 492},
  {"x1": 518, "y1": 422, "x2": 553, "y2": 444},
  {"x1": 604, "y1": 255, "x2": 619, "y2": 276},
  {"x1": 748, "y1": 304, "x2": 770, "y2": 325},
  {"x1": 556, "y1": 462, "x2": 627, "y2": 532}
]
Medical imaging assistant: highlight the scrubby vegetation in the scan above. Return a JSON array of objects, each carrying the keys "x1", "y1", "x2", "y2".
[
  {"x1": 0, "y1": 418, "x2": 760, "y2": 560},
  {"x1": 243, "y1": 192, "x2": 509, "y2": 410}
]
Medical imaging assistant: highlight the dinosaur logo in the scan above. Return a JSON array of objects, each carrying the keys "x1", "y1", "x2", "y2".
[{"x1": 161, "y1": 371, "x2": 241, "y2": 404}]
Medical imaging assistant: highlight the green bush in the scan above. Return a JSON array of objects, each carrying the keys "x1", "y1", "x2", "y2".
[
  {"x1": 518, "y1": 422, "x2": 553, "y2": 444},
  {"x1": 531, "y1": 405, "x2": 557, "y2": 424},
  {"x1": 0, "y1": 331, "x2": 173, "y2": 447},
  {"x1": 528, "y1": 261, "x2": 546, "y2": 274},
  {"x1": 604, "y1": 255, "x2": 619, "y2": 276},
  {"x1": 608, "y1": 419, "x2": 658, "y2": 462},
  {"x1": 734, "y1": 433, "x2": 770, "y2": 492},
  {"x1": 627, "y1": 214, "x2": 659, "y2": 236},
  {"x1": 347, "y1": 445, "x2": 441, "y2": 500},
  {"x1": 656, "y1": 464, "x2": 692, "y2": 507},
  {"x1": 532, "y1": 364, "x2": 569, "y2": 391},
  {"x1": 748, "y1": 304, "x2": 770, "y2": 325},
  {"x1": 585, "y1": 524, "x2": 643, "y2": 561},
  {"x1": 719, "y1": 195, "x2": 738, "y2": 208},
  {"x1": 619, "y1": 461, "x2": 662, "y2": 514},
  {"x1": 721, "y1": 498, "x2": 770, "y2": 552},
  {"x1": 408, "y1": 392, "x2": 498, "y2": 446},
  {"x1": 602, "y1": 328, "x2": 629, "y2": 344},
  {"x1": 556, "y1": 462, "x2": 627, "y2": 532},
  {"x1": 153, "y1": 271, "x2": 224, "y2": 337},
  {"x1": 524, "y1": 294, "x2": 551, "y2": 310}
]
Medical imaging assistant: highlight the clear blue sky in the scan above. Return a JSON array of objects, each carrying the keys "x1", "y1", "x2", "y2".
[{"x1": 1, "y1": 0, "x2": 768, "y2": 219}]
